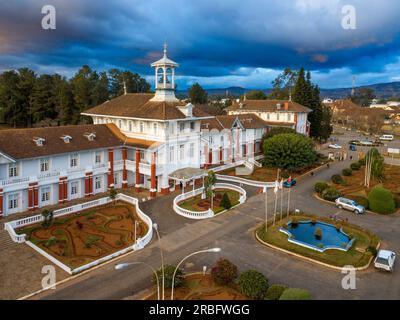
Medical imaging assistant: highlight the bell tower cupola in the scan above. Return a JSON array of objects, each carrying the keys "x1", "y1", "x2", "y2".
[{"x1": 150, "y1": 42, "x2": 179, "y2": 102}]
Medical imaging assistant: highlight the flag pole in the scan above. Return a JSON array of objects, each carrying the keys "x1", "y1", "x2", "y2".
[
  {"x1": 273, "y1": 180, "x2": 278, "y2": 225},
  {"x1": 287, "y1": 180, "x2": 291, "y2": 218},
  {"x1": 280, "y1": 179, "x2": 283, "y2": 221}
]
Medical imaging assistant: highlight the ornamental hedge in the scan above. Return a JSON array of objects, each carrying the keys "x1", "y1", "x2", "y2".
[
  {"x1": 331, "y1": 174, "x2": 344, "y2": 184},
  {"x1": 342, "y1": 168, "x2": 352, "y2": 176},
  {"x1": 368, "y1": 185, "x2": 396, "y2": 214},
  {"x1": 210, "y1": 258, "x2": 238, "y2": 285},
  {"x1": 238, "y1": 270, "x2": 269, "y2": 300},
  {"x1": 350, "y1": 162, "x2": 361, "y2": 170},
  {"x1": 322, "y1": 186, "x2": 341, "y2": 201},
  {"x1": 314, "y1": 181, "x2": 329, "y2": 194},
  {"x1": 265, "y1": 284, "x2": 288, "y2": 300}
]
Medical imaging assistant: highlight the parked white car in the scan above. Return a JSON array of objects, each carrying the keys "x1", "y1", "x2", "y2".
[
  {"x1": 374, "y1": 250, "x2": 396, "y2": 272},
  {"x1": 328, "y1": 144, "x2": 342, "y2": 149},
  {"x1": 335, "y1": 197, "x2": 365, "y2": 214},
  {"x1": 379, "y1": 134, "x2": 394, "y2": 141}
]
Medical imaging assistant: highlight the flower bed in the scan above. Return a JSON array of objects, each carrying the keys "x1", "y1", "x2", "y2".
[{"x1": 178, "y1": 189, "x2": 240, "y2": 214}]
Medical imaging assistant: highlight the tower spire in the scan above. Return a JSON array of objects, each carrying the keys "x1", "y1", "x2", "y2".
[{"x1": 163, "y1": 41, "x2": 167, "y2": 57}]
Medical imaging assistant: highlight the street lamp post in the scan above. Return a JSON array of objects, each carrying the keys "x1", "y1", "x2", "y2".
[
  {"x1": 115, "y1": 261, "x2": 160, "y2": 300},
  {"x1": 170, "y1": 248, "x2": 221, "y2": 300},
  {"x1": 153, "y1": 223, "x2": 165, "y2": 300}
]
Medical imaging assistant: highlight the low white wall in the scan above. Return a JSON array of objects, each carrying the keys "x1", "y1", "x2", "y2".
[{"x1": 173, "y1": 183, "x2": 247, "y2": 220}]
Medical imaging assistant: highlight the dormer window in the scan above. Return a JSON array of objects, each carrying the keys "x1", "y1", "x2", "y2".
[
  {"x1": 33, "y1": 137, "x2": 45, "y2": 146},
  {"x1": 61, "y1": 135, "x2": 72, "y2": 143},
  {"x1": 84, "y1": 132, "x2": 96, "y2": 141}
]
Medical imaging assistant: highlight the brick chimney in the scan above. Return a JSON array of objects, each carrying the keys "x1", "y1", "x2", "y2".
[{"x1": 284, "y1": 101, "x2": 289, "y2": 110}]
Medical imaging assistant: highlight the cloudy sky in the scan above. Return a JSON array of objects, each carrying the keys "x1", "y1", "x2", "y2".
[{"x1": 1, "y1": 0, "x2": 400, "y2": 89}]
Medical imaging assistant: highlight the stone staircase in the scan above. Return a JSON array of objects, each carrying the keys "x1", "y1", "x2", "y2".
[{"x1": 0, "y1": 229, "x2": 18, "y2": 251}]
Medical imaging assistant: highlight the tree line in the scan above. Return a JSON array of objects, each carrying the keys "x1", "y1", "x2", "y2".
[{"x1": 0, "y1": 66, "x2": 151, "y2": 127}]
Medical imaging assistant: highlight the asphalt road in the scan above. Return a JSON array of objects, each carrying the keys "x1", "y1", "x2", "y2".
[{"x1": 31, "y1": 148, "x2": 400, "y2": 300}]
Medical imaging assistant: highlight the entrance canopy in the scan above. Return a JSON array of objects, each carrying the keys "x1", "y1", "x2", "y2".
[{"x1": 168, "y1": 167, "x2": 207, "y2": 182}]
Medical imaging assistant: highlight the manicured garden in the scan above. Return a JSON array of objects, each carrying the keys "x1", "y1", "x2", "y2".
[
  {"x1": 314, "y1": 150, "x2": 400, "y2": 214},
  {"x1": 145, "y1": 258, "x2": 312, "y2": 300},
  {"x1": 256, "y1": 213, "x2": 379, "y2": 268},
  {"x1": 178, "y1": 189, "x2": 240, "y2": 214},
  {"x1": 17, "y1": 202, "x2": 148, "y2": 269}
]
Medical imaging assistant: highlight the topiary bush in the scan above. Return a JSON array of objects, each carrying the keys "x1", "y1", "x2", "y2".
[
  {"x1": 331, "y1": 174, "x2": 344, "y2": 184},
  {"x1": 353, "y1": 196, "x2": 369, "y2": 209},
  {"x1": 219, "y1": 193, "x2": 232, "y2": 210},
  {"x1": 279, "y1": 288, "x2": 312, "y2": 300},
  {"x1": 322, "y1": 187, "x2": 341, "y2": 201},
  {"x1": 154, "y1": 265, "x2": 184, "y2": 289},
  {"x1": 350, "y1": 162, "x2": 361, "y2": 170},
  {"x1": 265, "y1": 284, "x2": 288, "y2": 300},
  {"x1": 342, "y1": 168, "x2": 352, "y2": 176},
  {"x1": 368, "y1": 185, "x2": 396, "y2": 214},
  {"x1": 238, "y1": 270, "x2": 269, "y2": 300},
  {"x1": 314, "y1": 227, "x2": 322, "y2": 240},
  {"x1": 210, "y1": 258, "x2": 238, "y2": 285},
  {"x1": 314, "y1": 181, "x2": 329, "y2": 194},
  {"x1": 358, "y1": 158, "x2": 366, "y2": 166}
]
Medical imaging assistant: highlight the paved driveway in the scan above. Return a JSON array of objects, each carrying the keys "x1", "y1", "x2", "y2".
[{"x1": 30, "y1": 157, "x2": 400, "y2": 300}]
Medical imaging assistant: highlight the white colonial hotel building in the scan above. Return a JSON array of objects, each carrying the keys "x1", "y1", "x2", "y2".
[{"x1": 0, "y1": 46, "x2": 311, "y2": 217}]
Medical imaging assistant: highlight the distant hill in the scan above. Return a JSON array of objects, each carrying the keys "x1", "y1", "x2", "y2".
[{"x1": 178, "y1": 81, "x2": 400, "y2": 99}]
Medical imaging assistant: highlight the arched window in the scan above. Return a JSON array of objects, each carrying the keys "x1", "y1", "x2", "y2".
[
  {"x1": 165, "y1": 68, "x2": 172, "y2": 84},
  {"x1": 157, "y1": 68, "x2": 164, "y2": 84}
]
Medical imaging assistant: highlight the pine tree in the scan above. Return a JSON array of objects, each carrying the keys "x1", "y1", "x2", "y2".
[{"x1": 188, "y1": 83, "x2": 208, "y2": 104}]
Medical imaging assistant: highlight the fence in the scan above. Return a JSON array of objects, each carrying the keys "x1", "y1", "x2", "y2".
[
  {"x1": 173, "y1": 182, "x2": 247, "y2": 220},
  {"x1": 3, "y1": 193, "x2": 154, "y2": 274}
]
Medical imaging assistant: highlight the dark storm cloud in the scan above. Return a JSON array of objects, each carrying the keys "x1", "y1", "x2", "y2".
[{"x1": 1, "y1": 0, "x2": 400, "y2": 88}]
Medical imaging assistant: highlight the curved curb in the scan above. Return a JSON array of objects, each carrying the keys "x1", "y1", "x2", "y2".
[{"x1": 254, "y1": 226, "x2": 376, "y2": 272}]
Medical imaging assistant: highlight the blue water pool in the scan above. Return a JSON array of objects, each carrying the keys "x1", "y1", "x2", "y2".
[{"x1": 279, "y1": 220, "x2": 354, "y2": 252}]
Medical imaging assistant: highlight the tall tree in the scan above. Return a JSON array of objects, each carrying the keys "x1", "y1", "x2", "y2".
[
  {"x1": 30, "y1": 74, "x2": 57, "y2": 124},
  {"x1": 245, "y1": 90, "x2": 267, "y2": 100},
  {"x1": 71, "y1": 65, "x2": 97, "y2": 113},
  {"x1": 269, "y1": 68, "x2": 298, "y2": 100},
  {"x1": 188, "y1": 83, "x2": 208, "y2": 104}
]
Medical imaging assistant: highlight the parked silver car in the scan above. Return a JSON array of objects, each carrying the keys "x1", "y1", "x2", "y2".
[{"x1": 335, "y1": 197, "x2": 365, "y2": 214}]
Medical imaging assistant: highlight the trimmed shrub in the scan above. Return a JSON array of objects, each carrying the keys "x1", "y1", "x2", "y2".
[
  {"x1": 322, "y1": 187, "x2": 341, "y2": 201},
  {"x1": 342, "y1": 168, "x2": 352, "y2": 176},
  {"x1": 358, "y1": 158, "x2": 366, "y2": 166},
  {"x1": 238, "y1": 270, "x2": 269, "y2": 300},
  {"x1": 368, "y1": 185, "x2": 396, "y2": 214},
  {"x1": 154, "y1": 265, "x2": 184, "y2": 289},
  {"x1": 353, "y1": 196, "x2": 369, "y2": 209},
  {"x1": 314, "y1": 227, "x2": 322, "y2": 240},
  {"x1": 220, "y1": 193, "x2": 232, "y2": 210},
  {"x1": 331, "y1": 174, "x2": 344, "y2": 184},
  {"x1": 210, "y1": 258, "x2": 238, "y2": 285},
  {"x1": 314, "y1": 181, "x2": 329, "y2": 194},
  {"x1": 279, "y1": 288, "x2": 312, "y2": 300},
  {"x1": 350, "y1": 162, "x2": 361, "y2": 170},
  {"x1": 265, "y1": 284, "x2": 288, "y2": 300}
]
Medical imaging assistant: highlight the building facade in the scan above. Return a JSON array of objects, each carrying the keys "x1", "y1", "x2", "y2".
[{"x1": 0, "y1": 45, "x2": 310, "y2": 217}]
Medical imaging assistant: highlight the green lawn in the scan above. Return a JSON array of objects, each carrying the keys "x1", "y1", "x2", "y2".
[
  {"x1": 256, "y1": 214, "x2": 379, "y2": 268},
  {"x1": 178, "y1": 189, "x2": 240, "y2": 214}
]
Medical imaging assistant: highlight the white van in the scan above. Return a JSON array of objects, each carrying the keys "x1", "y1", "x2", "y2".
[{"x1": 379, "y1": 134, "x2": 394, "y2": 141}]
